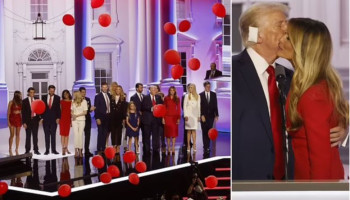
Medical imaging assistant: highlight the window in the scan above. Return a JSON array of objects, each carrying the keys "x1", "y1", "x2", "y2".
[
  {"x1": 176, "y1": 0, "x2": 186, "y2": 19},
  {"x1": 93, "y1": 0, "x2": 111, "y2": 20},
  {"x1": 28, "y1": 49, "x2": 52, "y2": 61},
  {"x1": 31, "y1": 0, "x2": 48, "y2": 21},
  {"x1": 180, "y1": 52, "x2": 187, "y2": 92},
  {"x1": 223, "y1": 15, "x2": 230, "y2": 46},
  {"x1": 94, "y1": 53, "x2": 112, "y2": 93},
  {"x1": 232, "y1": 4, "x2": 242, "y2": 53}
]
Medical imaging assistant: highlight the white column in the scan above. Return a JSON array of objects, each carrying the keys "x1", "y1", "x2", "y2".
[
  {"x1": 146, "y1": 0, "x2": 154, "y2": 83},
  {"x1": 0, "y1": 0, "x2": 8, "y2": 118},
  {"x1": 136, "y1": 0, "x2": 147, "y2": 84}
]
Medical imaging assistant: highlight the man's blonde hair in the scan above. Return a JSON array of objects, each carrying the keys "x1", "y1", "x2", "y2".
[{"x1": 239, "y1": 2, "x2": 289, "y2": 47}]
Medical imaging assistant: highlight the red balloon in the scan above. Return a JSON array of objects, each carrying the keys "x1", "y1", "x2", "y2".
[
  {"x1": 99, "y1": 14, "x2": 112, "y2": 27},
  {"x1": 107, "y1": 165, "x2": 120, "y2": 178},
  {"x1": 123, "y1": 151, "x2": 136, "y2": 163},
  {"x1": 163, "y1": 22, "x2": 176, "y2": 35},
  {"x1": 135, "y1": 161, "x2": 147, "y2": 173},
  {"x1": 205, "y1": 175, "x2": 218, "y2": 188},
  {"x1": 58, "y1": 184, "x2": 71, "y2": 198},
  {"x1": 91, "y1": 0, "x2": 104, "y2": 8},
  {"x1": 104, "y1": 146, "x2": 116, "y2": 159},
  {"x1": 208, "y1": 128, "x2": 218, "y2": 140},
  {"x1": 164, "y1": 49, "x2": 181, "y2": 65},
  {"x1": 129, "y1": 173, "x2": 140, "y2": 185},
  {"x1": 188, "y1": 58, "x2": 201, "y2": 71},
  {"x1": 179, "y1": 20, "x2": 191, "y2": 32},
  {"x1": 92, "y1": 155, "x2": 105, "y2": 169},
  {"x1": 0, "y1": 182, "x2": 8, "y2": 195},
  {"x1": 62, "y1": 14, "x2": 75, "y2": 26},
  {"x1": 100, "y1": 172, "x2": 112, "y2": 184},
  {"x1": 83, "y1": 46, "x2": 95, "y2": 60},
  {"x1": 153, "y1": 104, "x2": 166, "y2": 118},
  {"x1": 31, "y1": 100, "x2": 46, "y2": 115},
  {"x1": 171, "y1": 65, "x2": 184, "y2": 80},
  {"x1": 212, "y1": 3, "x2": 226, "y2": 18}
]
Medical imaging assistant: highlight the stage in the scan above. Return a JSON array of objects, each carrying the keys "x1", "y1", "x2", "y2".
[{"x1": 0, "y1": 119, "x2": 230, "y2": 199}]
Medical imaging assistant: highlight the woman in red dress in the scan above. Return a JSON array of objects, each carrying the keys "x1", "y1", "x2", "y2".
[
  {"x1": 60, "y1": 90, "x2": 72, "y2": 155},
  {"x1": 7, "y1": 91, "x2": 22, "y2": 156},
  {"x1": 278, "y1": 18, "x2": 348, "y2": 180},
  {"x1": 163, "y1": 86, "x2": 181, "y2": 154}
]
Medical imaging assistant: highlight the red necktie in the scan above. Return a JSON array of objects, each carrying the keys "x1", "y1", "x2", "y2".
[
  {"x1": 31, "y1": 98, "x2": 34, "y2": 117},
  {"x1": 49, "y1": 95, "x2": 52, "y2": 109},
  {"x1": 267, "y1": 66, "x2": 284, "y2": 180},
  {"x1": 152, "y1": 96, "x2": 156, "y2": 106}
]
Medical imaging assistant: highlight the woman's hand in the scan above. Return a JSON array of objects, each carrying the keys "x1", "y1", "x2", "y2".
[
  {"x1": 162, "y1": 118, "x2": 165, "y2": 125},
  {"x1": 185, "y1": 116, "x2": 188, "y2": 122},
  {"x1": 176, "y1": 119, "x2": 180, "y2": 124}
]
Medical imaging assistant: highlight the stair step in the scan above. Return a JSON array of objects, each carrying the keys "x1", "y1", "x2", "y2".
[
  {"x1": 215, "y1": 168, "x2": 230, "y2": 172},
  {"x1": 217, "y1": 177, "x2": 230, "y2": 180},
  {"x1": 205, "y1": 186, "x2": 231, "y2": 190},
  {"x1": 183, "y1": 196, "x2": 227, "y2": 200}
]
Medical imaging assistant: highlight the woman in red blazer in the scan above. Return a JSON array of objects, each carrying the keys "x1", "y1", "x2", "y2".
[{"x1": 277, "y1": 18, "x2": 348, "y2": 180}]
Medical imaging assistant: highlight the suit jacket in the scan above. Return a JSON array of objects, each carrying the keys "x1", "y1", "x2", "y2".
[
  {"x1": 130, "y1": 93, "x2": 144, "y2": 115},
  {"x1": 84, "y1": 97, "x2": 92, "y2": 122},
  {"x1": 204, "y1": 69, "x2": 223, "y2": 80},
  {"x1": 200, "y1": 91, "x2": 219, "y2": 119},
  {"x1": 42, "y1": 94, "x2": 61, "y2": 123},
  {"x1": 286, "y1": 80, "x2": 344, "y2": 180},
  {"x1": 232, "y1": 49, "x2": 294, "y2": 180},
  {"x1": 22, "y1": 97, "x2": 41, "y2": 126},
  {"x1": 141, "y1": 94, "x2": 163, "y2": 125},
  {"x1": 94, "y1": 92, "x2": 111, "y2": 120},
  {"x1": 110, "y1": 97, "x2": 127, "y2": 125}
]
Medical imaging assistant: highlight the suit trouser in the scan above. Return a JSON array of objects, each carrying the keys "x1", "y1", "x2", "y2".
[
  {"x1": 111, "y1": 124, "x2": 123, "y2": 146},
  {"x1": 84, "y1": 118, "x2": 91, "y2": 152},
  {"x1": 143, "y1": 120, "x2": 159, "y2": 152},
  {"x1": 72, "y1": 120, "x2": 85, "y2": 149},
  {"x1": 25, "y1": 118, "x2": 39, "y2": 152},
  {"x1": 200, "y1": 117, "x2": 215, "y2": 150},
  {"x1": 159, "y1": 124, "x2": 166, "y2": 148},
  {"x1": 43, "y1": 122, "x2": 58, "y2": 152},
  {"x1": 97, "y1": 115, "x2": 110, "y2": 151}
]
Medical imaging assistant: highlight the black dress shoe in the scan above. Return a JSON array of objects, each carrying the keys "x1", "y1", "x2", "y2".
[
  {"x1": 34, "y1": 151, "x2": 41, "y2": 155},
  {"x1": 52, "y1": 151, "x2": 60, "y2": 155},
  {"x1": 44, "y1": 151, "x2": 49, "y2": 155},
  {"x1": 25, "y1": 151, "x2": 30, "y2": 154}
]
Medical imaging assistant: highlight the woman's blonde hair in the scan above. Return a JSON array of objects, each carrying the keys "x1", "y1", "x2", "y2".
[
  {"x1": 287, "y1": 18, "x2": 349, "y2": 131},
  {"x1": 116, "y1": 85, "x2": 126, "y2": 101},
  {"x1": 110, "y1": 82, "x2": 118, "y2": 99},
  {"x1": 127, "y1": 101, "x2": 136, "y2": 116},
  {"x1": 187, "y1": 83, "x2": 199, "y2": 101},
  {"x1": 239, "y1": 2, "x2": 289, "y2": 47},
  {"x1": 73, "y1": 91, "x2": 83, "y2": 106}
]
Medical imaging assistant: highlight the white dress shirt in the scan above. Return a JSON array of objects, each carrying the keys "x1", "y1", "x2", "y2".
[
  {"x1": 205, "y1": 91, "x2": 210, "y2": 103},
  {"x1": 247, "y1": 47, "x2": 276, "y2": 117}
]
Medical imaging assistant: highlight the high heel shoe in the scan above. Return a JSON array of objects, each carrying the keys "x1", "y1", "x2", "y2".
[
  {"x1": 74, "y1": 149, "x2": 79, "y2": 158},
  {"x1": 66, "y1": 147, "x2": 71, "y2": 154},
  {"x1": 136, "y1": 145, "x2": 140, "y2": 154},
  {"x1": 62, "y1": 148, "x2": 66, "y2": 156}
]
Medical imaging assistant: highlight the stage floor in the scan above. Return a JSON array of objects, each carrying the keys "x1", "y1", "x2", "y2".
[{"x1": 0, "y1": 119, "x2": 230, "y2": 197}]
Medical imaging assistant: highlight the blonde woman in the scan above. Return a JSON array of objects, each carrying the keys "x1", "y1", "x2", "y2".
[
  {"x1": 71, "y1": 91, "x2": 88, "y2": 158},
  {"x1": 106, "y1": 82, "x2": 118, "y2": 147},
  {"x1": 183, "y1": 83, "x2": 201, "y2": 152},
  {"x1": 110, "y1": 85, "x2": 127, "y2": 153},
  {"x1": 278, "y1": 18, "x2": 348, "y2": 179}
]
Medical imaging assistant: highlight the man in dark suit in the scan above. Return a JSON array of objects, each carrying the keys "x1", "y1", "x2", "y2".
[
  {"x1": 22, "y1": 87, "x2": 41, "y2": 155},
  {"x1": 204, "y1": 63, "x2": 222, "y2": 80},
  {"x1": 41, "y1": 85, "x2": 61, "y2": 155},
  {"x1": 130, "y1": 83, "x2": 145, "y2": 149},
  {"x1": 80, "y1": 87, "x2": 95, "y2": 156},
  {"x1": 200, "y1": 81, "x2": 219, "y2": 154},
  {"x1": 94, "y1": 82, "x2": 111, "y2": 152},
  {"x1": 232, "y1": 2, "x2": 346, "y2": 180},
  {"x1": 141, "y1": 85, "x2": 163, "y2": 154}
]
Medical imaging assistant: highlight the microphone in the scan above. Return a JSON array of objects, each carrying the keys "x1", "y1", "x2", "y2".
[{"x1": 275, "y1": 65, "x2": 287, "y2": 93}]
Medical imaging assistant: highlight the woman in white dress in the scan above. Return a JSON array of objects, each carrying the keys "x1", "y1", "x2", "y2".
[
  {"x1": 71, "y1": 91, "x2": 88, "y2": 158},
  {"x1": 183, "y1": 83, "x2": 201, "y2": 152}
]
